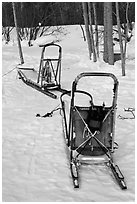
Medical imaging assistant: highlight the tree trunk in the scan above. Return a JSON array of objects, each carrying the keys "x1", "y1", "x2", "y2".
[
  {"x1": 107, "y1": 2, "x2": 114, "y2": 65},
  {"x1": 93, "y1": 2, "x2": 99, "y2": 57},
  {"x1": 82, "y1": 2, "x2": 92, "y2": 60},
  {"x1": 116, "y1": 2, "x2": 126, "y2": 76},
  {"x1": 123, "y1": 2, "x2": 129, "y2": 58},
  {"x1": 88, "y1": 2, "x2": 97, "y2": 62},
  {"x1": 103, "y1": 3, "x2": 108, "y2": 63},
  {"x1": 103, "y1": 2, "x2": 114, "y2": 65},
  {"x1": 80, "y1": 24, "x2": 86, "y2": 41},
  {"x1": 12, "y1": 2, "x2": 24, "y2": 64}
]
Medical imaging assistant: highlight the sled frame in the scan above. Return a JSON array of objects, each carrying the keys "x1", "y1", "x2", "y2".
[
  {"x1": 60, "y1": 72, "x2": 127, "y2": 189},
  {"x1": 69, "y1": 72, "x2": 118, "y2": 153},
  {"x1": 17, "y1": 43, "x2": 69, "y2": 98},
  {"x1": 37, "y1": 43, "x2": 62, "y2": 89}
]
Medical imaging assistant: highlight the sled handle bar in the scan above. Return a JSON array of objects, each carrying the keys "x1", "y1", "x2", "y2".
[
  {"x1": 39, "y1": 43, "x2": 62, "y2": 52},
  {"x1": 72, "y1": 72, "x2": 119, "y2": 93}
]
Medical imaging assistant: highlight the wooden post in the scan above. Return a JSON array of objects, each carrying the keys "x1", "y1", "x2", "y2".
[{"x1": 12, "y1": 2, "x2": 24, "y2": 64}]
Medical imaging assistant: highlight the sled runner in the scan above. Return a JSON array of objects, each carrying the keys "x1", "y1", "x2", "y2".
[
  {"x1": 60, "y1": 72, "x2": 127, "y2": 189},
  {"x1": 17, "y1": 43, "x2": 68, "y2": 99}
]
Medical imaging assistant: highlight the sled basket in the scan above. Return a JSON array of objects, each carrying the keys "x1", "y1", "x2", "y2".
[{"x1": 72, "y1": 105, "x2": 113, "y2": 156}]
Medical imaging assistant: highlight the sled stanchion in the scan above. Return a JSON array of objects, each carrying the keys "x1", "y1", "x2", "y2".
[
  {"x1": 37, "y1": 46, "x2": 45, "y2": 84},
  {"x1": 60, "y1": 72, "x2": 127, "y2": 190},
  {"x1": 60, "y1": 95, "x2": 70, "y2": 144}
]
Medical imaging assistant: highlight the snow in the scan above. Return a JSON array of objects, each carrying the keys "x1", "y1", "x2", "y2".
[{"x1": 2, "y1": 25, "x2": 135, "y2": 202}]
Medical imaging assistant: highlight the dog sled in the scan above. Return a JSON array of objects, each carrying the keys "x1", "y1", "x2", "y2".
[
  {"x1": 17, "y1": 43, "x2": 68, "y2": 99},
  {"x1": 60, "y1": 72, "x2": 127, "y2": 189}
]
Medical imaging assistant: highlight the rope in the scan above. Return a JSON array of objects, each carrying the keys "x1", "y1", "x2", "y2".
[
  {"x1": 118, "y1": 107, "x2": 135, "y2": 120},
  {"x1": 2, "y1": 64, "x2": 20, "y2": 78},
  {"x1": 36, "y1": 104, "x2": 61, "y2": 118}
]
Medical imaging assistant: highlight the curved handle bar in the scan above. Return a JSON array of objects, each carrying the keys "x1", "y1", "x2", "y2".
[
  {"x1": 72, "y1": 72, "x2": 119, "y2": 93},
  {"x1": 39, "y1": 43, "x2": 62, "y2": 52},
  {"x1": 74, "y1": 72, "x2": 118, "y2": 85}
]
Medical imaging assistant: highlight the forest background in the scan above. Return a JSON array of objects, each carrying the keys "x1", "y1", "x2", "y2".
[{"x1": 2, "y1": 2, "x2": 135, "y2": 27}]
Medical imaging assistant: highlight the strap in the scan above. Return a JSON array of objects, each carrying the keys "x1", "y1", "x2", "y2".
[{"x1": 36, "y1": 104, "x2": 61, "y2": 118}]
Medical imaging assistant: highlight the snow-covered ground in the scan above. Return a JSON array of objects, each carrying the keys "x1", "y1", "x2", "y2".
[{"x1": 2, "y1": 25, "x2": 135, "y2": 202}]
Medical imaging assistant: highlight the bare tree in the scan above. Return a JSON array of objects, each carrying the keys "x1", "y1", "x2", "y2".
[
  {"x1": 103, "y1": 3, "x2": 108, "y2": 63},
  {"x1": 88, "y1": 2, "x2": 97, "y2": 62},
  {"x1": 2, "y1": 3, "x2": 14, "y2": 43},
  {"x1": 93, "y1": 2, "x2": 99, "y2": 58},
  {"x1": 82, "y1": 2, "x2": 92, "y2": 60},
  {"x1": 123, "y1": 2, "x2": 129, "y2": 58},
  {"x1": 80, "y1": 25, "x2": 86, "y2": 41},
  {"x1": 2, "y1": 26, "x2": 14, "y2": 43}
]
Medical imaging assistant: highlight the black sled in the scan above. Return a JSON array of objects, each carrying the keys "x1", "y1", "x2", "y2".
[
  {"x1": 60, "y1": 72, "x2": 127, "y2": 189},
  {"x1": 17, "y1": 43, "x2": 68, "y2": 99}
]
